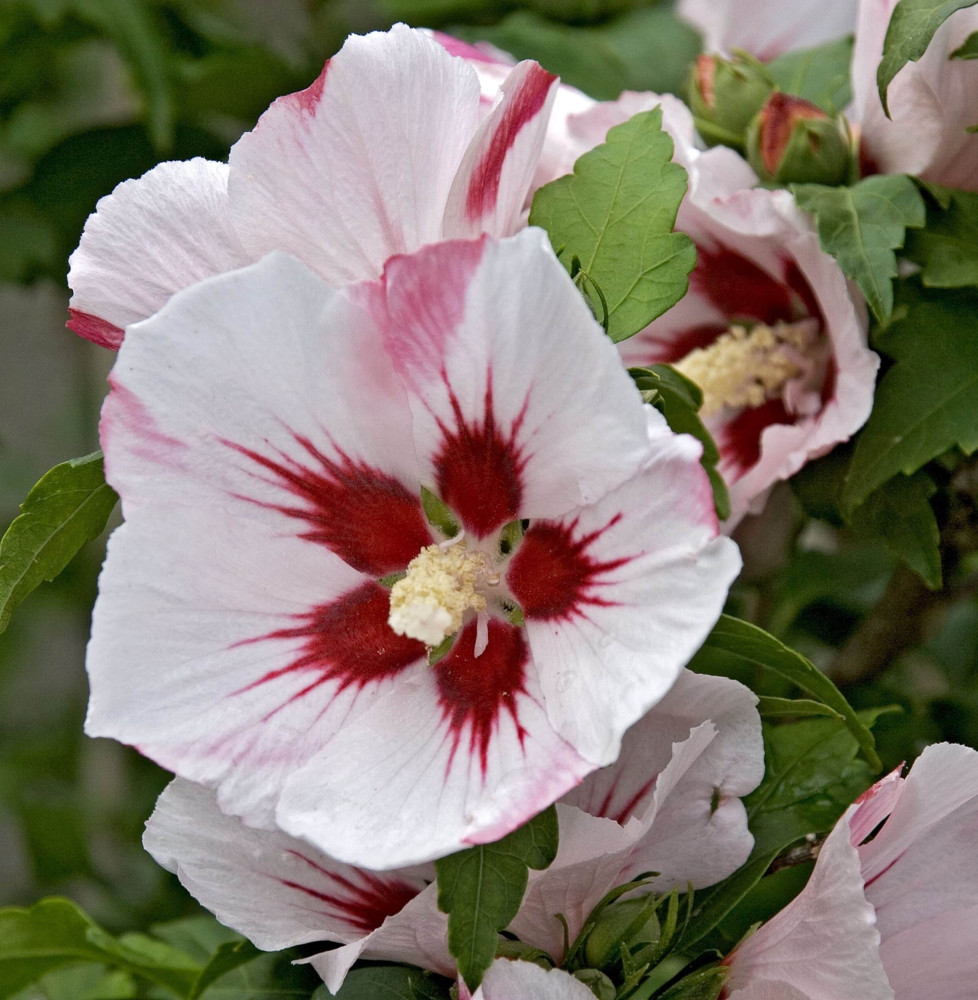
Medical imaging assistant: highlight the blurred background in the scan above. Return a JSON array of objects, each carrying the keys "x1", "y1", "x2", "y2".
[{"x1": 2, "y1": 0, "x2": 975, "y2": 933}]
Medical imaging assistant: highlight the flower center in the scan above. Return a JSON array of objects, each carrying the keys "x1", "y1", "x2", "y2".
[
  {"x1": 388, "y1": 541, "x2": 495, "y2": 647},
  {"x1": 673, "y1": 320, "x2": 818, "y2": 418}
]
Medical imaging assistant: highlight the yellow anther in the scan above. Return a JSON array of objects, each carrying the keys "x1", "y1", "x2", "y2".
[
  {"x1": 388, "y1": 543, "x2": 491, "y2": 647},
  {"x1": 674, "y1": 321, "x2": 815, "y2": 418}
]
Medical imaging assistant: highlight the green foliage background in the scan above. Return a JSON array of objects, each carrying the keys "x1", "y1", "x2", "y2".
[{"x1": 2, "y1": 0, "x2": 977, "y2": 962}]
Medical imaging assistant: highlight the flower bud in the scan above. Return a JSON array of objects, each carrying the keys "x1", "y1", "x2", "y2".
[
  {"x1": 583, "y1": 895, "x2": 660, "y2": 969},
  {"x1": 745, "y1": 93, "x2": 852, "y2": 186},
  {"x1": 688, "y1": 53, "x2": 775, "y2": 149}
]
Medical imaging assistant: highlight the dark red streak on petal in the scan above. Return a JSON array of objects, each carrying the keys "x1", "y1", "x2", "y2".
[
  {"x1": 783, "y1": 261, "x2": 823, "y2": 328},
  {"x1": 692, "y1": 247, "x2": 797, "y2": 326},
  {"x1": 238, "y1": 582, "x2": 424, "y2": 710},
  {"x1": 281, "y1": 59, "x2": 329, "y2": 117},
  {"x1": 465, "y1": 62, "x2": 555, "y2": 222},
  {"x1": 434, "y1": 382, "x2": 526, "y2": 538},
  {"x1": 607, "y1": 776, "x2": 658, "y2": 825},
  {"x1": 280, "y1": 852, "x2": 420, "y2": 933},
  {"x1": 659, "y1": 324, "x2": 729, "y2": 364},
  {"x1": 67, "y1": 308, "x2": 125, "y2": 350},
  {"x1": 228, "y1": 435, "x2": 432, "y2": 577},
  {"x1": 718, "y1": 396, "x2": 793, "y2": 475},
  {"x1": 507, "y1": 516, "x2": 630, "y2": 622},
  {"x1": 436, "y1": 618, "x2": 528, "y2": 775}
]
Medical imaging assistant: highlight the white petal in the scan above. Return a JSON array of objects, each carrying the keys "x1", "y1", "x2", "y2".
[
  {"x1": 67, "y1": 159, "x2": 248, "y2": 346},
  {"x1": 228, "y1": 25, "x2": 483, "y2": 284},
  {"x1": 473, "y1": 959, "x2": 597, "y2": 1000},
  {"x1": 509, "y1": 414, "x2": 741, "y2": 763}
]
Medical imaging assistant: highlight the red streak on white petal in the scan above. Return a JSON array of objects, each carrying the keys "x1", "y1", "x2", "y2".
[
  {"x1": 717, "y1": 396, "x2": 792, "y2": 475},
  {"x1": 599, "y1": 775, "x2": 658, "y2": 826},
  {"x1": 67, "y1": 308, "x2": 125, "y2": 349},
  {"x1": 237, "y1": 582, "x2": 425, "y2": 709},
  {"x1": 506, "y1": 515, "x2": 629, "y2": 622},
  {"x1": 228, "y1": 436, "x2": 432, "y2": 577},
  {"x1": 691, "y1": 247, "x2": 798, "y2": 327},
  {"x1": 464, "y1": 62, "x2": 556, "y2": 222},
  {"x1": 434, "y1": 382, "x2": 527, "y2": 538},
  {"x1": 280, "y1": 59, "x2": 330, "y2": 117},
  {"x1": 280, "y1": 851, "x2": 420, "y2": 933},
  {"x1": 435, "y1": 618, "x2": 528, "y2": 775}
]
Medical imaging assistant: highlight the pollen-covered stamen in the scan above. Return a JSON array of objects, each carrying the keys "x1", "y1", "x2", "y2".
[
  {"x1": 674, "y1": 319, "x2": 819, "y2": 418},
  {"x1": 388, "y1": 542, "x2": 497, "y2": 647}
]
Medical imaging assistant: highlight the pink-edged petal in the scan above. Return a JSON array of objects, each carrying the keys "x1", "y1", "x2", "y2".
[
  {"x1": 87, "y1": 506, "x2": 427, "y2": 828},
  {"x1": 228, "y1": 25, "x2": 483, "y2": 285},
  {"x1": 275, "y1": 618, "x2": 593, "y2": 869},
  {"x1": 508, "y1": 804, "x2": 643, "y2": 960},
  {"x1": 724, "y1": 814, "x2": 894, "y2": 1000},
  {"x1": 858, "y1": 743, "x2": 978, "y2": 941},
  {"x1": 677, "y1": 0, "x2": 856, "y2": 59},
  {"x1": 101, "y1": 252, "x2": 428, "y2": 576},
  {"x1": 846, "y1": 766, "x2": 904, "y2": 846},
  {"x1": 565, "y1": 671, "x2": 763, "y2": 890},
  {"x1": 143, "y1": 778, "x2": 433, "y2": 950},
  {"x1": 472, "y1": 959, "x2": 598, "y2": 1000},
  {"x1": 878, "y1": 905, "x2": 978, "y2": 1000},
  {"x1": 852, "y1": 0, "x2": 978, "y2": 190},
  {"x1": 443, "y1": 59, "x2": 558, "y2": 237},
  {"x1": 507, "y1": 410, "x2": 740, "y2": 763},
  {"x1": 362, "y1": 229, "x2": 652, "y2": 536},
  {"x1": 67, "y1": 158, "x2": 249, "y2": 345}
]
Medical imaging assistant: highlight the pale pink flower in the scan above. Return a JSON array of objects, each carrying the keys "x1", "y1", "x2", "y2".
[
  {"x1": 67, "y1": 24, "x2": 559, "y2": 348},
  {"x1": 851, "y1": 0, "x2": 978, "y2": 190},
  {"x1": 676, "y1": 0, "x2": 857, "y2": 60},
  {"x1": 88, "y1": 230, "x2": 738, "y2": 870},
  {"x1": 143, "y1": 671, "x2": 760, "y2": 992},
  {"x1": 470, "y1": 960, "x2": 596, "y2": 999},
  {"x1": 724, "y1": 742, "x2": 978, "y2": 1000}
]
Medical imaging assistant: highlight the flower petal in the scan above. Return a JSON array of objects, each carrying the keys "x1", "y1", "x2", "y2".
[
  {"x1": 363, "y1": 229, "x2": 653, "y2": 535},
  {"x1": 228, "y1": 25, "x2": 483, "y2": 284},
  {"x1": 473, "y1": 960, "x2": 598, "y2": 1000},
  {"x1": 67, "y1": 158, "x2": 248, "y2": 346},
  {"x1": 275, "y1": 618, "x2": 593, "y2": 869},
  {"x1": 508, "y1": 411, "x2": 740, "y2": 763}
]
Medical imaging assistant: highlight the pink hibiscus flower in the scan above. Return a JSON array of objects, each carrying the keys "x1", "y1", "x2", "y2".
[
  {"x1": 89, "y1": 230, "x2": 738, "y2": 871},
  {"x1": 723, "y1": 742, "x2": 978, "y2": 1000},
  {"x1": 143, "y1": 671, "x2": 761, "y2": 993},
  {"x1": 67, "y1": 24, "x2": 559, "y2": 349}
]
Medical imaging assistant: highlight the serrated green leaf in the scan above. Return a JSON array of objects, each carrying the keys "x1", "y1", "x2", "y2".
[
  {"x1": 792, "y1": 176, "x2": 926, "y2": 320},
  {"x1": 755, "y1": 697, "x2": 844, "y2": 719},
  {"x1": 767, "y1": 35, "x2": 854, "y2": 114},
  {"x1": 0, "y1": 898, "x2": 200, "y2": 999},
  {"x1": 0, "y1": 452, "x2": 117, "y2": 635},
  {"x1": 877, "y1": 0, "x2": 978, "y2": 114},
  {"x1": 529, "y1": 107, "x2": 696, "y2": 343},
  {"x1": 631, "y1": 365, "x2": 731, "y2": 521},
  {"x1": 436, "y1": 806, "x2": 558, "y2": 992},
  {"x1": 316, "y1": 965, "x2": 450, "y2": 1000},
  {"x1": 842, "y1": 284, "x2": 978, "y2": 511},
  {"x1": 851, "y1": 471, "x2": 941, "y2": 588},
  {"x1": 905, "y1": 189, "x2": 978, "y2": 287},
  {"x1": 952, "y1": 28, "x2": 978, "y2": 55},
  {"x1": 703, "y1": 615, "x2": 880, "y2": 768}
]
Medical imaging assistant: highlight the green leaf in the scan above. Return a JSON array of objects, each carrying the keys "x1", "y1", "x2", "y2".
[
  {"x1": 792, "y1": 175, "x2": 926, "y2": 320},
  {"x1": 436, "y1": 806, "x2": 558, "y2": 992},
  {"x1": 190, "y1": 940, "x2": 262, "y2": 1000},
  {"x1": 630, "y1": 366, "x2": 731, "y2": 521},
  {"x1": 703, "y1": 615, "x2": 881, "y2": 768},
  {"x1": 0, "y1": 897, "x2": 200, "y2": 999},
  {"x1": 877, "y1": 0, "x2": 978, "y2": 115},
  {"x1": 529, "y1": 107, "x2": 696, "y2": 343},
  {"x1": 842, "y1": 284, "x2": 978, "y2": 511},
  {"x1": 656, "y1": 966, "x2": 727, "y2": 1000},
  {"x1": 850, "y1": 471, "x2": 942, "y2": 588},
  {"x1": 755, "y1": 696, "x2": 844, "y2": 719},
  {"x1": 951, "y1": 28, "x2": 978, "y2": 55},
  {"x1": 13, "y1": 963, "x2": 137, "y2": 999},
  {"x1": 317, "y1": 965, "x2": 450, "y2": 1000},
  {"x1": 905, "y1": 189, "x2": 978, "y2": 287},
  {"x1": 0, "y1": 452, "x2": 117, "y2": 635},
  {"x1": 767, "y1": 35, "x2": 854, "y2": 114},
  {"x1": 71, "y1": 0, "x2": 174, "y2": 149}
]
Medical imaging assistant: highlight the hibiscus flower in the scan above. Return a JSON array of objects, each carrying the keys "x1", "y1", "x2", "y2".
[
  {"x1": 67, "y1": 23, "x2": 559, "y2": 348},
  {"x1": 143, "y1": 671, "x2": 761, "y2": 993},
  {"x1": 89, "y1": 230, "x2": 739, "y2": 870},
  {"x1": 723, "y1": 742, "x2": 978, "y2": 1000}
]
